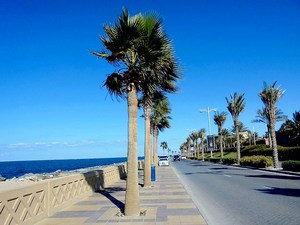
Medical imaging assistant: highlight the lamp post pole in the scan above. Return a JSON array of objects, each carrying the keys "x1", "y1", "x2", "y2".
[{"x1": 199, "y1": 107, "x2": 217, "y2": 158}]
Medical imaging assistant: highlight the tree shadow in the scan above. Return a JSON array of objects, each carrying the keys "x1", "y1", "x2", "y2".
[
  {"x1": 246, "y1": 174, "x2": 300, "y2": 180},
  {"x1": 96, "y1": 187, "x2": 126, "y2": 212},
  {"x1": 256, "y1": 187, "x2": 300, "y2": 197}
]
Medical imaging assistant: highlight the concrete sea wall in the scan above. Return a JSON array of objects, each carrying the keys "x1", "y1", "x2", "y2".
[{"x1": 0, "y1": 160, "x2": 144, "y2": 225}]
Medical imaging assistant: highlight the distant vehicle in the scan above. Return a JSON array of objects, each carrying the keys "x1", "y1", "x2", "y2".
[
  {"x1": 173, "y1": 155, "x2": 181, "y2": 161},
  {"x1": 181, "y1": 156, "x2": 187, "y2": 160},
  {"x1": 158, "y1": 156, "x2": 169, "y2": 166}
]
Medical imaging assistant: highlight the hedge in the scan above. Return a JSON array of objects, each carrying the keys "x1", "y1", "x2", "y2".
[
  {"x1": 222, "y1": 157, "x2": 237, "y2": 165},
  {"x1": 241, "y1": 145, "x2": 300, "y2": 161},
  {"x1": 209, "y1": 158, "x2": 221, "y2": 163},
  {"x1": 240, "y1": 156, "x2": 273, "y2": 168},
  {"x1": 282, "y1": 160, "x2": 300, "y2": 172}
]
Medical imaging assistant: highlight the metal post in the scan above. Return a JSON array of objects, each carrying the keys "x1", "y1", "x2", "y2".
[{"x1": 199, "y1": 107, "x2": 217, "y2": 158}]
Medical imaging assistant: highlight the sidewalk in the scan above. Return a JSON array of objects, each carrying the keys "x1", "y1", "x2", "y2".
[{"x1": 36, "y1": 166, "x2": 207, "y2": 225}]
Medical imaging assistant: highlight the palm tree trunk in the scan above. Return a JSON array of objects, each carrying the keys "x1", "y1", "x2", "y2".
[
  {"x1": 270, "y1": 111, "x2": 280, "y2": 168},
  {"x1": 196, "y1": 141, "x2": 199, "y2": 159},
  {"x1": 153, "y1": 127, "x2": 158, "y2": 166},
  {"x1": 201, "y1": 141, "x2": 205, "y2": 161},
  {"x1": 124, "y1": 84, "x2": 140, "y2": 216},
  {"x1": 235, "y1": 119, "x2": 241, "y2": 165},
  {"x1": 143, "y1": 105, "x2": 152, "y2": 187},
  {"x1": 219, "y1": 128, "x2": 224, "y2": 159},
  {"x1": 220, "y1": 134, "x2": 224, "y2": 159},
  {"x1": 267, "y1": 125, "x2": 272, "y2": 148}
]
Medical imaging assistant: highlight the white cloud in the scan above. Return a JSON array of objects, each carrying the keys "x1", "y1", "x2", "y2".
[{"x1": 6, "y1": 139, "x2": 103, "y2": 149}]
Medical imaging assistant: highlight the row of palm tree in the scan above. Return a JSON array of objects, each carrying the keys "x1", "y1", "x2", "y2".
[
  {"x1": 181, "y1": 81, "x2": 286, "y2": 169},
  {"x1": 92, "y1": 8, "x2": 180, "y2": 216}
]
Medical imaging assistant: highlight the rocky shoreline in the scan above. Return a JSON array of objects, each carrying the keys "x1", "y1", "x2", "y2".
[{"x1": 0, "y1": 162, "x2": 125, "y2": 183}]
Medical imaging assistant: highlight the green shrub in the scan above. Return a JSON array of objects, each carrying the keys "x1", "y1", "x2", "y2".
[
  {"x1": 222, "y1": 157, "x2": 237, "y2": 165},
  {"x1": 223, "y1": 147, "x2": 237, "y2": 152},
  {"x1": 209, "y1": 158, "x2": 221, "y2": 163},
  {"x1": 242, "y1": 145, "x2": 272, "y2": 157},
  {"x1": 278, "y1": 147, "x2": 300, "y2": 161},
  {"x1": 282, "y1": 160, "x2": 300, "y2": 172},
  {"x1": 241, "y1": 145, "x2": 300, "y2": 161},
  {"x1": 240, "y1": 156, "x2": 273, "y2": 168}
]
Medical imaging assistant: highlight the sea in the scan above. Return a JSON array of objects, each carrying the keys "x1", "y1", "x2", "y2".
[{"x1": 0, "y1": 157, "x2": 142, "y2": 179}]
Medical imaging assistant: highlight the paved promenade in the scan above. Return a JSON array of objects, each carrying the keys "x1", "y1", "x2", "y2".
[{"x1": 36, "y1": 166, "x2": 207, "y2": 225}]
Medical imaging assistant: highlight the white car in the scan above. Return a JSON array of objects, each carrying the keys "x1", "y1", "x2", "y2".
[
  {"x1": 158, "y1": 156, "x2": 169, "y2": 166},
  {"x1": 181, "y1": 156, "x2": 187, "y2": 160}
]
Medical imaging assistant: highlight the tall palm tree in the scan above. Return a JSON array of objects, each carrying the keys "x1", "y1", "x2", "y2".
[
  {"x1": 252, "y1": 107, "x2": 287, "y2": 148},
  {"x1": 151, "y1": 95, "x2": 171, "y2": 166},
  {"x1": 160, "y1": 141, "x2": 168, "y2": 154},
  {"x1": 259, "y1": 81, "x2": 285, "y2": 168},
  {"x1": 226, "y1": 92, "x2": 245, "y2": 165},
  {"x1": 198, "y1": 128, "x2": 206, "y2": 161},
  {"x1": 91, "y1": 8, "x2": 179, "y2": 215},
  {"x1": 180, "y1": 142, "x2": 188, "y2": 157},
  {"x1": 221, "y1": 128, "x2": 231, "y2": 149},
  {"x1": 213, "y1": 111, "x2": 227, "y2": 159},
  {"x1": 189, "y1": 132, "x2": 199, "y2": 158},
  {"x1": 186, "y1": 137, "x2": 192, "y2": 158}
]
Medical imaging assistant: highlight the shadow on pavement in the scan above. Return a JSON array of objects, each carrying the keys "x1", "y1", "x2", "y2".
[
  {"x1": 97, "y1": 187, "x2": 125, "y2": 212},
  {"x1": 246, "y1": 174, "x2": 300, "y2": 180},
  {"x1": 256, "y1": 187, "x2": 300, "y2": 197}
]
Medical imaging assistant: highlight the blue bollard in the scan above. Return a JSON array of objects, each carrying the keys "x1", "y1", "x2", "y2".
[{"x1": 151, "y1": 165, "x2": 156, "y2": 181}]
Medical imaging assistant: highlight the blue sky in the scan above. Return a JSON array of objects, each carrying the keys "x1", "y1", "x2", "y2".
[{"x1": 0, "y1": 0, "x2": 299, "y2": 161}]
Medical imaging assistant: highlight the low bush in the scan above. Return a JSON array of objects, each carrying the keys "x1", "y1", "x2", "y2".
[
  {"x1": 223, "y1": 147, "x2": 237, "y2": 152},
  {"x1": 278, "y1": 147, "x2": 300, "y2": 161},
  {"x1": 240, "y1": 156, "x2": 273, "y2": 168},
  {"x1": 282, "y1": 160, "x2": 300, "y2": 172},
  {"x1": 242, "y1": 145, "x2": 272, "y2": 157},
  {"x1": 209, "y1": 158, "x2": 221, "y2": 163},
  {"x1": 241, "y1": 145, "x2": 300, "y2": 161},
  {"x1": 222, "y1": 157, "x2": 237, "y2": 165}
]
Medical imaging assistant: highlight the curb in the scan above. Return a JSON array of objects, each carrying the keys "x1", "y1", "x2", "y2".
[{"x1": 201, "y1": 160, "x2": 300, "y2": 176}]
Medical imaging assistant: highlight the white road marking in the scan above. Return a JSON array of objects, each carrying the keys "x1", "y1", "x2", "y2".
[
  {"x1": 224, "y1": 174, "x2": 232, "y2": 178},
  {"x1": 262, "y1": 186, "x2": 273, "y2": 189}
]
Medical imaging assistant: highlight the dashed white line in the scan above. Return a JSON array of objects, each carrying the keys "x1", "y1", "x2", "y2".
[{"x1": 224, "y1": 174, "x2": 232, "y2": 178}]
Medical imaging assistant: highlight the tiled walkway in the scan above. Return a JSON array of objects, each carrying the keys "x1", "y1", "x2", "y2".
[{"x1": 36, "y1": 166, "x2": 207, "y2": 225}]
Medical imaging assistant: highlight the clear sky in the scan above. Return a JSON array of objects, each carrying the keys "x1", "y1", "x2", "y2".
[{"x1": 0, "y1": 0, "x2": 299, "y2": 161}]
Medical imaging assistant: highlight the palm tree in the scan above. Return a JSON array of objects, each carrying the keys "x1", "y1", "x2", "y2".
[
  {"x1": 259, "y1": 81, "x2": 285, "y2": 168},
  {"x1": 189, "y1": 132, "x2": 199, "y2": 158},
  {"x1": 186, "y1": 137, "x2": 192, "y2": 158},
  {"x1": 226, "y1": 92, "x2": 246, "y2": 165},
  {"x1": 160, "y1": 141, "x2": 168, "y2": 154},
  {"x1": 221, "y1": 128, "x2": 231, "y2": 149},
  {"x1": 91, "y1": 8, "x2": 179, "y2": 215},
  {"x1": 213, "y1": 111, "x2": 227, "y2": 159},
  {"x1": 252, "y1": 107, "x2": 287, "y2": 148},
  {"x1": 231, "y1": 122, "x2": 249, "y2": 146},
  {"x1": 151, "y1": 94, "x2": 171, "y2": 166},
  {"x1": 180, "y1": 142, "x2": 188, "y2": 157},
  {"x1": 198, "y1": 128, "x2": 206, "y2": 161}
]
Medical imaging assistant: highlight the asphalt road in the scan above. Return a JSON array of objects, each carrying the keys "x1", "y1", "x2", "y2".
[{"x1": 172, "y1": 160, "x2": 300, "y2": 225}]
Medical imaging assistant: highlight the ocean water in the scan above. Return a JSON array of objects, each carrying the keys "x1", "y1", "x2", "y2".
[{"x1": 0, "y1": 157, "x2": 141, "y2": 179}]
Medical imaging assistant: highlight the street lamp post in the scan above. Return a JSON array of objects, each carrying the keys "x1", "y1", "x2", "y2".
[{"x1": 199, "y1": 107, "x2": 217, "y2": 158}]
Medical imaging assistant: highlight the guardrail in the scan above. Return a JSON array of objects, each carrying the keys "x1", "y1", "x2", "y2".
[{"x1": 0, "y1": 161, "x2": 143, "y2": 225}]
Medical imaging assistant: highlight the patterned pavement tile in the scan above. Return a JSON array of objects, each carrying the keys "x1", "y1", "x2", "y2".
[{"x1": 36, "y1": 167, "x2": 207, "y2": 225}]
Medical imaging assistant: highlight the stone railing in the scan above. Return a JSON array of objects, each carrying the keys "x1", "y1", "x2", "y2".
[{"x1": 0, "y1": 161, "x2": 139, "y2": 225}]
